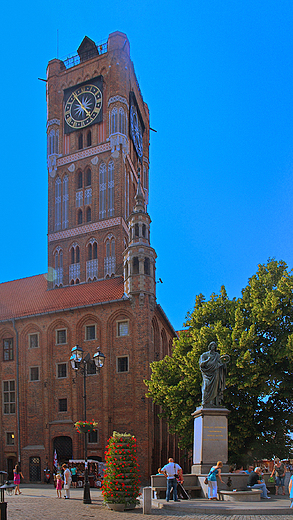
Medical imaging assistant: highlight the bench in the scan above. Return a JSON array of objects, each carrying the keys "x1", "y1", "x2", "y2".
[
  {"x1": 151, "y1": 474, "x2": 201, "y2": 499},
  {"x1": 219, "y1": 489, "x2": 262, "y2": 501}
]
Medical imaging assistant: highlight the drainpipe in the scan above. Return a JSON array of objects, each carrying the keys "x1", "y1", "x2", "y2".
[{"x1": 12, "y1": 319, "x2": 21, "y2": 464}]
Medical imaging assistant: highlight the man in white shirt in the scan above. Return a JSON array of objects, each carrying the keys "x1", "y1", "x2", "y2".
[{"x1": 161, "y1": 458, "x2": 183, "y2": 502}]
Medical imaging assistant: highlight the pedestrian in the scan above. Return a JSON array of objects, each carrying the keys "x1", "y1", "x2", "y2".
[
  {"x1": 13, "y1": 464, "x2": 24, "y2": 495},
  {"x1": 245, "y1": 465, "x2": 254, "y2": 475},
  {"x1": 62, "y1": 463, "x2": 72, "y2": 499},
  {"x1": 71, "y1": 465, "x2": 77, "y2": 488},
  {"x1": 270, "y1": 458, "x2": 286, "y2": 495},
  {"x1": 289, "y1": 472, "x2": 293, "y2": 508},
  {"x1": 161, "y1": 457, "x2": 183, "y2": 502},
  {"x1": 247, "y1": 466, "x2": 270, "y2": 499},
  {"x1": 56, "y1": 473, "x2": 63, "y2": 498},
  {"x1": 207, "y1": 461, "x2": 224, "y2": 500}
]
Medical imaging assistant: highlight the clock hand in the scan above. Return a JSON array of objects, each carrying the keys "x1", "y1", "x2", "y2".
[{"x1": 72, "y1": 92, "x2": 92, "y2": 118}]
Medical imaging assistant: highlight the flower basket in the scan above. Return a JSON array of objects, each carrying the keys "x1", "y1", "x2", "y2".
[{"x1": 74, "y1": 420, "x2": 98, "y2": 434}]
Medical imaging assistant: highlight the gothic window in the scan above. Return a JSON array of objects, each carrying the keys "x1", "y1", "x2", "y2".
[
  {"x1": 54, "y1": 248, "x2": 63, "y2": 287},
  {"x1": 62, "y1": 175, "x2": 69, "y2": 229},
  {"x1": 84, "y1": 188, "x2": 92, "y2": 205},
  {"x1": 76, "y1": 246, "x2": 80, "y2": 263},
  {"x1": 144, "y1": 257, "x2": 150, "y2": 275},
  {"x1": 48, "y1": 129, "x2": 59, "y2": 155},
  {"x1": 71, "y1": 247, "x2": 75, "y2": 264},
  {"x1": 55, "y1": 177, "x2": 61, "y2": 231},
  {"x1": 69, "y1": 242, "x2": 81, "y2": 282},
  {"x1": 108, "y1": 160, "x2": 114, "y2": 217},
  {"x1": 85, "y1": 168, "x2": 91, "y2": 187},
  {"x1": 86, "y1": 240, "x2": 98, "y2": 281},
  {"x1": 133, "y1": 257, "x2": 139, "y2": 274},
  {"x1": 77, "y1": 171, "x2": 83, "y2": 190},
  {"x1": 78, "y1": 133, "x2": 83, "y2": 150},
  {"x1": 119, "y1": 108, "x2": 126, "y2": 135},
  {"x1": 77, "y1": 209, "x2": 82, "y2": 225},
  {"x1": 104, "y1": 236, "x2": 116, "y2": 278},
  {"x1": 142, "y1": 224, "x2": 146, "y2": 237},
  {"x1": 99, "y1": 162, "x2": 106, "y2": 219},
  {"x1": 86, "y1": 206, "x2": 91, "y2": 222},
  {"x1": 135, "y1": 224, "x2": 139, "y2": 237},
  {"x1": 110, "y1": 107, "x2": 117, "y2": 134},
  {"x1": 87, "y1": 130, "x2": 92, "y2": 147}
]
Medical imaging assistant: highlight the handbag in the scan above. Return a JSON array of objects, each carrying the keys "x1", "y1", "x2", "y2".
[
  {"x1": 204, "y1": 477, "x2": 208, "y2": 485},
  {"x1": 268, "y1": 476, "x2": 275, "y2": 483}
]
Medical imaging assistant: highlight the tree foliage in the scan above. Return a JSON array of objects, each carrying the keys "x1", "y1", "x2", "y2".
[{"x1": 145, "y1": 260, "x2": 293, "y2": 464}]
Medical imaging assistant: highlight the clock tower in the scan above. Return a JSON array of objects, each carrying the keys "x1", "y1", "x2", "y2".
[{"x1": 46, "y1": 32, "x2": 150, "y2": 288}]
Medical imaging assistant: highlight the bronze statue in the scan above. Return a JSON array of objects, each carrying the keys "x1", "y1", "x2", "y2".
[{"x1": 199, "y1": 341, "x2": 230, "y2": 407}]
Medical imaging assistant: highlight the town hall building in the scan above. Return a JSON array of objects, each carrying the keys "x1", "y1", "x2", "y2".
[{"x1": 0, "y1": 32, "x2": 180, "y2": 482}]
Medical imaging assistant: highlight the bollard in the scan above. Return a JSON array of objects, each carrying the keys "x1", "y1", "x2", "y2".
[
  {"x1": 0, "y1": 502, "x2": 7, "y2": 520},
  {"x1": 143, "y1": 486, "x2": 152, "y2": 514}
]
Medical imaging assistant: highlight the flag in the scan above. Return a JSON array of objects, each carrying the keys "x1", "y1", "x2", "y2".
[{"x1": 53, "y1": 449, "x2": 58, "y2": 469}]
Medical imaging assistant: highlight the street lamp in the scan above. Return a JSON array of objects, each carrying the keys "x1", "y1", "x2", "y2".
[{"x1": 70, "y1": 345, "x2": 105, "y2": 504}]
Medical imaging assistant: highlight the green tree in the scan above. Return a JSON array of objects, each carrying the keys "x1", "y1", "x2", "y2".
[{"x1": 145, "y1": 260, "x2": 293, "y2": 464}]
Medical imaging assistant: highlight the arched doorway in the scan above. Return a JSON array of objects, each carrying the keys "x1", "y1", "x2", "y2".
[{"x1": 53, "y1": 436, "x2": 73, "y2": 465}]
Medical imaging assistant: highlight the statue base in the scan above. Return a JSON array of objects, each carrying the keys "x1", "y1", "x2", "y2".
[{"x1": 191, "y1": 406, "x2": 230, "y2": 473}]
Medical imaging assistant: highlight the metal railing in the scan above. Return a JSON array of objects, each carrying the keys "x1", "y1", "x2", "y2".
[{"x1": 62, "y1": 40, "x2": 108, "y2": 70}]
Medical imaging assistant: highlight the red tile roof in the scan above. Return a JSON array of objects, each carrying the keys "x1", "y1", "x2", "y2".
[{"x1": 0, "y1": 274, "x2": 125, "y2": 322}]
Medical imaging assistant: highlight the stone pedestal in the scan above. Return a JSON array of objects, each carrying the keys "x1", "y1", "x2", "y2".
[{"x1": 191, "y1": 406, "x2": 230, "y2": 474}]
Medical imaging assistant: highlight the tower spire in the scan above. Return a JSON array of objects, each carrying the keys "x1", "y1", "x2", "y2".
[{"x1": 134, "y1": 167, "x2": 145, "y2": 213}]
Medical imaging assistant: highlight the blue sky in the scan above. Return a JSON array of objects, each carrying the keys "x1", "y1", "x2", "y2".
[{"x1": 1, "y1": 1, "x2": 293, "y2": 331}]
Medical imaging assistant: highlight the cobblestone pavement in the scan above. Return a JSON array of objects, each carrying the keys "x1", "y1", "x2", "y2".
[{"x1": 3, "y1": 485, "x2": 293, "y2": 520}]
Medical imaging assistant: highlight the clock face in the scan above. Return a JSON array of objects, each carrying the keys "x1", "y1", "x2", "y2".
[
  {"x1": 64, "y1": 83, "x2": 102, "y2": 130},
  {"x1": 130, "y1": 104, "x2": 143, "y2": 157}
]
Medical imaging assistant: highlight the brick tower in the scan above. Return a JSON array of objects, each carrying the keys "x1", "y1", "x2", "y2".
[{"x1": 46, "y1": 31, "x2": 150, "y2": 288}]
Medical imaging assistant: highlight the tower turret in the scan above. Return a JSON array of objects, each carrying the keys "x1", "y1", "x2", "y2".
[{"x1": 123, "y1": 168, "x2": 156, "y2": 307}]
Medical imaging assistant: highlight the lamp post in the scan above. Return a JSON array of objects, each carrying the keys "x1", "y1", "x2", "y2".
[{"x1": 70, "y1": 345, "x2": 105, "y2": 504}]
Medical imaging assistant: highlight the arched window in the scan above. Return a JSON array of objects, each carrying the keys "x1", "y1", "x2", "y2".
[
  {"x1": 133, "y1": 257, "x2": 139, "y2": 274},
  {"x1": 104, "y1": 237, "x2": 116, "y2": 278},
  {"x1": 144, "y1": 257, "x2": 150, "y2": 275},
  {"x1": 93, "y1": 242, "x2": 97, "y2": 259},
  {"x1": 119, "y1": 108, "x2": 126, "y2": 135},
  {"x1": 99, "y1": 162, "x2": 106, "y2": 219},
  {"x1": 54, "y1": 248, "x2": 63, "y2": 286},
  {"x1": 142, "y1": 224, "x2": 146, "y2": 237},
  {"x1": 62, "y1": 175, "x2": 69, "y2": 229},
  {"x1": 110, "y1": 107, "x2": 117, "y2": 134},
  {"x1": 135, "y1": 224, "x2": 139, "y2": 237},
  {"x1": 77, "y1": 171, "x2": 83, "y2": 189},
  {"x1": 88, "y1": 243, "x2": 92, "y2": 260},
  {"x1": 108, "y1": 160, "x2": 114, "y2": 217},
  {"x1": 78, "y1": 133, "x2": 83, "y2": 150},
  {"x1": 76, "y1": 246, "x2": 80, "y2": 263},
  {"x1": 87, "y1": 130, "x2": 92, "y2": 147},
  {"x1": 55, "y1": 177, "x2": 61, "y2": 231},
  {"x1": 77, "y1": 209, "x2": 82, "y2": 225},
  {"x1": 86, "y1": 206, "x2": 91, "y2": 222},
  {"x1": 85, "y1": 168, "x2": 91, "y2": 187},
  {"x1": 71, "y1": 247, "x2": 75, "y2": 264}
]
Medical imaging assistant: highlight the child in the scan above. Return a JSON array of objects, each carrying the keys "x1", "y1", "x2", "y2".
[
  {"x1": 56, "y1": 473, "x2": 63, "y2": 498},
  {"x1": 13, "y1": 464, "x2": 24, "y2": 495},
  {"x1": 289, "y1": 473, "x2": 293, "y2": 508}
]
